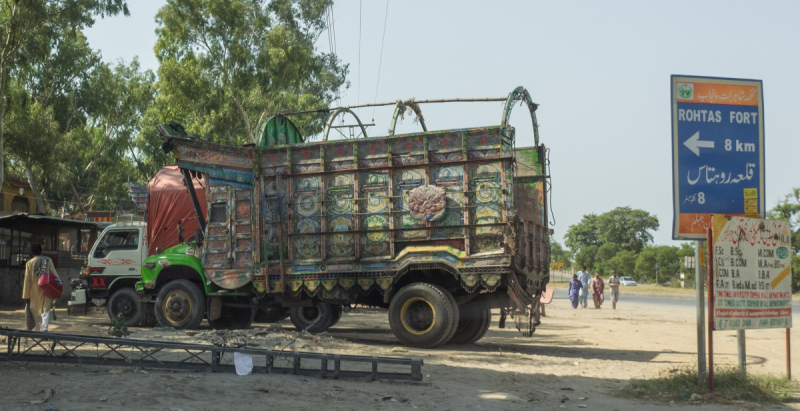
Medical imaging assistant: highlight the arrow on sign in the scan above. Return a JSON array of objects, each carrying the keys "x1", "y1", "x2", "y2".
[{"x1": 683, "y1": 131, "x2": 714, "y2": 156}]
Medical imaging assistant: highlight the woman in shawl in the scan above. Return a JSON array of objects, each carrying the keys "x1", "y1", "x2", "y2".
[
  {"x1": 591, "y1": 271, "x2": 605, "y2": 309},
  {"x1": 568, "y1": 274, "x2": 583, "y2": 309},
  {"x1": 22, "y1": 244, "x2": 59, "y2": 331}
]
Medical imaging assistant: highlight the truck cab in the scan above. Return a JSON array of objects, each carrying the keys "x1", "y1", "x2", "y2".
[{"x1": 78, "y1": 221, "x2": 149, "y2": 325}]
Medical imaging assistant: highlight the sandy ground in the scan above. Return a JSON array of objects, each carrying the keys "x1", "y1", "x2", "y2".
[{"x1": 0, "y1": 296, "x2": 798, "y2": 411}]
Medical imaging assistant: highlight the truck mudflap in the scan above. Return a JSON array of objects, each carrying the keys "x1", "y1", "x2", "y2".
[{"x1": 506, "y1": 273, "x2": 540, "y2": 337}]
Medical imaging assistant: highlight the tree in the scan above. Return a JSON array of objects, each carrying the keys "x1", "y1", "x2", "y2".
[
  {"x1": 0, "y1": 0, "x2": 129, "y2": 189},
  {"x1": 564, "y1": 213, "x2": 599, "y2": 253},
  {"x1": 635, "y1": 245, "x2": 681, "y2": 284},
  {"x1": 549, "y1": 238, "x2": 572, "y2": 269},
  {"x1": 767, "y1": 188, "x2": 800, "y2": 292},
  {"x1": 565, "y1": 207, "x2": 659, "y2": 254},
  {"x1": 151, "y1": 0, "x2": 347, "y2": 146},
  {"x1": 574, "y1": 245, "x2": 598, "y2": 274},
  {"x1": 606, "y1": 249, "x2": 636, "y2": 277}
]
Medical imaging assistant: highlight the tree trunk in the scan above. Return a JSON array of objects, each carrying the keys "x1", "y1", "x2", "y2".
[
  {"x1": 67, "y1": 178, "x2": 88, "y2": 216},
  {"x1": 0, "y1": 62, "x2": 6, "y2": 191},
  {"x1": 25, "y1": 166, "x2": 46, "y2": 214},
  {"x1": 232, "y1": 95, "x2": 255, "y2": 144}
]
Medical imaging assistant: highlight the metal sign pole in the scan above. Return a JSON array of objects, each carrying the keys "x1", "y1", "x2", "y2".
[
  {"x1": 788, "y1": 328, "x2": 792, "y2": 380},
  {"x1": 695, "y1": 240, "x2": 706, "y2": 382},
  {"x1": 738, "y1": 330, "x2": 746, "y2": 375},
  {"x1": 706, "y1": 229, "x2": 715, "y2": 392}
]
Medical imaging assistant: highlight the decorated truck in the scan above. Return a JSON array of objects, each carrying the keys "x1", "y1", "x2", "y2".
[{"x1": 138, "y1": 87, "x2": 551, "y2": 348}]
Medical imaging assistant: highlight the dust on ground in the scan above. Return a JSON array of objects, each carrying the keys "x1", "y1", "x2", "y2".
[{"x1": 0, "y1": 297, "x2": 797, "y2": 411}]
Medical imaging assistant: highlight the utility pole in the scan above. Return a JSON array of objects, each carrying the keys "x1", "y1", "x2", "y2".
[{"x1": 654, "y1": 262, "x2": 660, "y2": 285}]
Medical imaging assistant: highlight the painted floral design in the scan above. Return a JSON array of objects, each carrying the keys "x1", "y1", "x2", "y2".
[{"x1": 407, "y1": 184, "x2": 446, "y2": 221}]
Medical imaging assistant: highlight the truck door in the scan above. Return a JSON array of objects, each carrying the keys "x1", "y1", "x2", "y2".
[
  {"x1": 89, "y1": 228, "x2": 143, "y2": 293},
  {"x1": 203, "y1": 185, "x2": 256, "y2": 289}
]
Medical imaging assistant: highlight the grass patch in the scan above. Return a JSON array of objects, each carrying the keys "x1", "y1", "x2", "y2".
[{"x1": 616, "y1": 367, "x2": 798, "y2": 404}]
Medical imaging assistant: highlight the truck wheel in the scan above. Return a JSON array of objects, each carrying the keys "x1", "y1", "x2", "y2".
[
  {"x1": 107, "y1": 288, "x2": 143, "y2": 327},
  {"x1": 154, "y1": 280, "x2": 205, "y2": 329},
  {"x1": 388, "y1": 283, "x2": 458, "y2": 349},
  {"x1": 448, "y1": 304, "x2": 490, "y2": 344},
  {"x1": 254, "y1": 307, "x2": 290, "y2": 323},
  {"x1": 289, "y1": 302, "x2": 332, "y2": 333},
  {"x1": 209, "y1": 306, "x2": 254, "y2": 330},
  {"x1": 327, "y1": 305, "x2": 343, "y2": 329}
]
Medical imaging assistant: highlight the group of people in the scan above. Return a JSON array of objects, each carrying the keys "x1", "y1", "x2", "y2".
[{"x1": 568, "y1": 266, "x2": 620, "y2": 310}]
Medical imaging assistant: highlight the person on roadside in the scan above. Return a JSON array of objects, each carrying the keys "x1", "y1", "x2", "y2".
[
  {"x1": 568, "y1": 274, "x2": 583, "y2": 309},
  {"x1": 22, "y1": 244, "x2": 59, "y2": 332},
  {"x1": 591, "y1": 271, "x2": 605, "y2": 309},
  {"x1": 576, "y1": 266, "x2": 591, "y2": 308},
  {"x1": 608, "y1": 271, "x2": 620, "y2": 309}
]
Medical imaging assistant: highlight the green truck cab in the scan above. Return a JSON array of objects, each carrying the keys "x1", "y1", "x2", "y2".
[{"x1": 136, "y1": 87, "x2": 551, "y2": 348}]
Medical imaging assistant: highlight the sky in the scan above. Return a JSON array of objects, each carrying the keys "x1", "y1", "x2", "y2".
[{"x1": 84, "y1": 0, "x2": 799, "y2": 248}]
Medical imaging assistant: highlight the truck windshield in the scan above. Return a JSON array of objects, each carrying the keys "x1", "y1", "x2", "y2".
[{"x1": 94, "y1": 230, "x2": 139, "y2": 258}]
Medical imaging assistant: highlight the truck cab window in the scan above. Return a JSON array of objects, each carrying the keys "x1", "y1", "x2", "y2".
[{"x1": 94, "y1": 230, "x2": 139, "y2": 258}]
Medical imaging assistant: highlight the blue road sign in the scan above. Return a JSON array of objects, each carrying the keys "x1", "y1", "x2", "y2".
[{"x1": 671, "y1": 75, "x2": 765, "y2": 240}]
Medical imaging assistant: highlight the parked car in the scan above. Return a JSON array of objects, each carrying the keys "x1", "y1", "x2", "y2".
[{"x1": 619, "y1": 276, "x2": 637, "y2": 286}]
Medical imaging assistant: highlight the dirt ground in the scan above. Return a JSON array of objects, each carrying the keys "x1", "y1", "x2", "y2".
[{"x1": 0, "y1": 297, "x2": 797, "y2": 411}]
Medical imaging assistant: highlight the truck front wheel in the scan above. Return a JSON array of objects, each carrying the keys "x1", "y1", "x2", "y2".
[
  {"x1": 107, "y1": 288, "x2": 143, "y2": 327},
  {"x1": 388, "y1": 283, "x2": 458, "y2": 348},
  {"x1": 154, "y1": 280, "x2": 206, "y2": 329}
]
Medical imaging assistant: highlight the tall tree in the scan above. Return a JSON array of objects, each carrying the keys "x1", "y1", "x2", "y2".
[
  {"x1": 565, "y1": 207, "x2": 659, "y2": 254},
  {"x1": 151, "y1": 0, "x2": 347, "y2": 147},
  {"x1": 0, "y1": 0, "x2": 129, "y2": 189},
  {"x1": 768, "y1": 187, "x2": 800, "y2": 291}
]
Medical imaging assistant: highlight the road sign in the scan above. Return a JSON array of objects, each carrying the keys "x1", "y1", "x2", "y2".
[
  {"x1": 709, "y1": 215, "x2": 792, "y2": 330},
  {"x1": 671, "y1": 75, "x2": 765, "y2": 240}
]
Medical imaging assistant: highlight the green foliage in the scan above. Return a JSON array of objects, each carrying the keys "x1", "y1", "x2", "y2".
[
  {"x1": 606, "y1": 249, "x2": 637, "y2": 277},
  {"x1": 574, "y1": 244, "x2": 598, "y2": 274},
  {"x1": 565, "y1": 207, "x2": 659, "y2": 254},
  {"x1": 616, "y1": 366, "x2": 797, "y2": 404},
  {"x1": 767, "y1": 188, "x2": 800, "y2": 292},
  {"x1": 635, "y1": 245, "x2": 681, "y2": 284},
  {"x1": 108, "y1": 313, "x2": 130, "y2": 337},
  {"x1": 149, "y1": 0, "x2": 347, "y2": 145},
  {"x1": 549, "y1": 238, "x2": 572, "y2": 269}
]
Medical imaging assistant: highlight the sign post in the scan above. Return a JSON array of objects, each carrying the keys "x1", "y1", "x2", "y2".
[
  {"x1": 707, "y1": 215, "x2": 793, "y2": 389},
  {"x1": 671, "y1": 75, "x2": 765, "y2": 382}
]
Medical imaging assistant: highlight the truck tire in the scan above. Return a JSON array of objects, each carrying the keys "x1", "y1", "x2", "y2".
[
  {"x1": 327, "y1": 304, "x2": 343, "y2": 329},
  {"x1": 388, "y1": 283, "x2": 458, "y2": 349},
  {"x1": 448, "y1": 304, "x2": 491, "y2": 344},
  {"x1": 208, "y1": 306, "x2": 254, "y2": 330},
  {"x1": 289, "y1": 302, "x2": 332, "y2": 333},
  {"x1": 154, "y1": 280, "x2": 205, "y2": 329},
  {"x1": 107, "y1": 288, "x2": 143, "y2": 327},
  {"x1": 253, "y1": 307, "x2": 290, "y2": 323}
]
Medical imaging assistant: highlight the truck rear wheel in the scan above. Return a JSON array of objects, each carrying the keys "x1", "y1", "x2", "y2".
[
  {"x1": 107, "y1": 288, "x2": 142, "y2": 327},
  {"x1": 328, "y1": 305, "x2": 343, "y2": 329},
  {"x1": 290, "y1": 302, "x2": 333, "y2": 333},
  {"x1": 388, "y1": 283, "x2": 458, "y2": 348},
  {"x1": 154, "y1": 280, "x2": 205, "y2": 329},
  {"x1": 448, "y1": 303, "x2": 491, "y2": 344}
]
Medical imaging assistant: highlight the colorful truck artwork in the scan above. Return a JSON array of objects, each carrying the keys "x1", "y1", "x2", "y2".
[{"x1": 137, "y1": 87, "x2": 552, "y2": 348}]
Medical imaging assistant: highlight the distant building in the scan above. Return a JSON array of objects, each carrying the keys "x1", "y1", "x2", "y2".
[{"x1": 0, "y1": 175, "x2": 37, "y2": 215}]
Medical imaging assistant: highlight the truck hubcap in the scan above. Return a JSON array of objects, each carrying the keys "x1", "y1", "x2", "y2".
[
  {"x1": 163, "y1": 290, "x2": 192, "y2": 323},
  {"x1": 400, "y1": 297, "x2": 436, "y2": 335},
  {"x1": 114, "y1": 296, "x2": 135, "y2": 317},
  {"x1": 299, "y1": 306, "x2": 320, "y2": 324}
]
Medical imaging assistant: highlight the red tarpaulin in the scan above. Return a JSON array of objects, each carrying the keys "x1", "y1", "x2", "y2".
[{"x1": 146, "y1": 166, "x2": 207, "y2": 256}]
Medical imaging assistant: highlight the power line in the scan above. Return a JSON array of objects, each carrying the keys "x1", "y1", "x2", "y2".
[{"x1": 372, "y1": 0, "x2": 390, "y2": 120}]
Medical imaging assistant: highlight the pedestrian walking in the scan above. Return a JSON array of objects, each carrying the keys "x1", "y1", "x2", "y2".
[
  {"x1": 576, "y1": 266, "x2": 591, "y2": 308},
  {"x1": 568, "y1": 274, "x2": 583, "y2": 309},
  {"x1": 608, "y1": 271, "x2": 620, "y2": 309},
  {"x1": 591, "y1": 271, "x2": 604, "y2": 309},
  {"x1": 22, "y1": 244, "x2": 59, "y2": 332}
]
